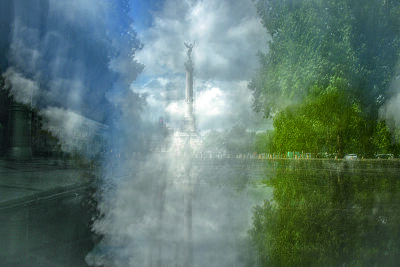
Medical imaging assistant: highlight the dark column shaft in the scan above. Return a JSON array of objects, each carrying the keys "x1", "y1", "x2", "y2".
[{"x1": 6, "y1": 102, "x2": 32, "y2": 160}]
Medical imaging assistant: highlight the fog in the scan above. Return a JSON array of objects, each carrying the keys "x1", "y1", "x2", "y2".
[
  {"x1": 1, "y1": 0, "x2": 267, "y2": 266},
  {"x1": 381, "y1": 62, "x2": 400, "y2": 139},
  {"x1": 2, "y1": 0, "x2": 400, "y2": 266},
  {"x1": 84, "y1": 1, "x2": 268, "y2": 265}
]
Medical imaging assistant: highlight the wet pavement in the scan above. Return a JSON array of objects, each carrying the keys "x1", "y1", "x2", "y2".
[
  {"x1": 0, "y1": 158, "x2": 96, "y2": 266},
  {"x1": 0, "y1": 158, "x2": 94, "y2": 209}
]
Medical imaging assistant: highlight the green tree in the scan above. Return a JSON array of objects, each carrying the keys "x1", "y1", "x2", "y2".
[
  {"x1": 269, "y1": 78, "x2": 366, "y2": 157},
  {"x1": 250, "y1": 0, "x2": 357, "y2": 117},
  {"x1": 251, "y1": 0, "x2": 400, "y2": 156},
  {"x1": 372, "y1": 120, "x2": 392, "y2": 154},
  {"x1": 255, "y1": 130, "x2": 276, "y2": 154}
]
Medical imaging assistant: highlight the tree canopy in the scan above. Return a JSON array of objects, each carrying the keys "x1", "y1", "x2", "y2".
[{"x1": 250, "y1": 0, "x2": 400, "y2": 157}]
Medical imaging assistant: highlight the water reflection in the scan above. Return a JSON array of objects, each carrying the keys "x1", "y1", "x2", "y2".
[{"x1": 251, "y1": 160, "x2": 400, "y2": 266}]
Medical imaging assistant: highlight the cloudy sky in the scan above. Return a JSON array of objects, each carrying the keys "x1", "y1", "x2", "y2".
[
  {"x1": 130, "y1": 0, "x2": 269, "y2": 131},
  {"x1": 1, "y1": 0, "x2": 269, "y2": 148}
]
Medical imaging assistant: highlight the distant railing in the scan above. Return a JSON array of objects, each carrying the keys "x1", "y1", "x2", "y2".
[{"x1": 102, "y1": 151, "x2": 399, "y2": 161}]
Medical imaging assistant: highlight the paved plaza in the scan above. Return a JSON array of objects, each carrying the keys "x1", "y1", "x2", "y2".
[
  {"x1": 0, "y1": 158, "x2": 94, "y2": 209},
  {"x1": 0, "y1": 158, "x2": 96, "y2": 266}
]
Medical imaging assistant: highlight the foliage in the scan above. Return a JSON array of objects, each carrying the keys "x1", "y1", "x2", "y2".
[
  {"x1": 250, "y1": 0, "x2": 400, "y2": 156},
  {"x1": 272, "y1": 78, "x2": 368, "y2": 156},
  {"x1": 255, "y1": 130, "x2": 276, "y2": 153},
  {"x1": 262, "y1": 80, "x2": 397, "y2": 156},
  {"x1": 250, "y1": 160, "x2": 400, "y2": 266},
  {"x1": 251, "y1": 0, "x2": 354, "y2": 116},
  {"x1": 372, "y1": 120, "x2": 393, "y2": 154}
]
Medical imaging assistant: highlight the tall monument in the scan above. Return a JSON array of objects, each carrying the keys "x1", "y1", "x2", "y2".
[
  {"x1": 183, "y1": 41, "x2": 196, "y2": 133},
  {"x1": 172, "y1": 41, "x2": 201, "y2": 150},
  {"x1": 182, "y1": 41, "x2": 196, "y2": 267}
]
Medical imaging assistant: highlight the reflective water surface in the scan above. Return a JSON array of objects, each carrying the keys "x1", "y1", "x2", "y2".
[{"x1": 251, "y1": 159, "x2": 400, "y2": 266}]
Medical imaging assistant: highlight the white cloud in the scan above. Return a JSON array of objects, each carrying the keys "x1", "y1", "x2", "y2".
[
  {"x1": 166, "y1": 100, "x2": 185, "y2": 117},
  {"x1": 40, "y1": 107, "x2": 96, "y2": 153},
  {"x1": 138, "y1": 0, "x2": 267, "y2": 80},
  {"x1": 135, "y1": 0, "x2": 268, "y2": 131},
  {"x1": 4, "y1": 0, "x2": 144, "y2": 128},
  {"x1": 2, "y1": 67, "x2": 40, "y2": 105},
  {"x1": 196, "y1": 86, "x2": 226, "y2": 117},
  {"x1": 380, "y1": 64, "x2": 400, "y2": 134}
]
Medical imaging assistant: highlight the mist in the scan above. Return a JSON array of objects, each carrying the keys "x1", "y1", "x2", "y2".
[
  {"x1": 380, "y1": 61, "x2": 400, "y2": 142},
  {"x1": 133, "y1": 0, "x2": 268, "y2": 132},
  {"x1": 86, "y1": 0, "x2": 268, "y2": 266},
  {"x1": 3, "y1": 0, "x2": 400, "y2": 266},
  {"x1": 1, "y1": 0, "x2": 268, "y2": 266},
  {"x1": 1, "y1": 0, "x2": 144, "y2": 155}
]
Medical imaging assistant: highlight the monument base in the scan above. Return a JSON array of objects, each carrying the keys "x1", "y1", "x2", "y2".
[
  {"x1": 182, "y1": 117, "x2": 196, "y2": 133},
  {"x1": 172, "y1": 130, "x2": 202, "y2": 153}
]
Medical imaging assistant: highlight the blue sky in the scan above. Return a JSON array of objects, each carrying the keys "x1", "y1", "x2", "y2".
[
  {"x1": 1, "y1": 0, "x2": 270, "y2": 135},
  {"x1": 127, "y1": 0, "x2": 269, "y2": 131},
  {"x1": 129, "y1": 0, "x2": 163, "y2": 31}
]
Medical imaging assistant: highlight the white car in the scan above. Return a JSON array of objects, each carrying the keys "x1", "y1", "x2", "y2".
[{"x1": 344, "y1": 154, "x2": 358, "y2": 160}]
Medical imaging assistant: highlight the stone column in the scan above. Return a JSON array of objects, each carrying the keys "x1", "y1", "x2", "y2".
[
  {"x1": 6, "y1": 102, "x2": 32, "y2": 160},
  {"x1": 183, "y1": 41, "x2": 196, "y2": 133},
  {"x1": 185, "y1": 60, "x2": 193, "y2": 104},
  {"x1": 184, "y1": 59, "x2": 195, "y2": 132}
]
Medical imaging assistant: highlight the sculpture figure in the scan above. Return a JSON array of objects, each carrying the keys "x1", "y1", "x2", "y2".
[{"x1": 184, "y1": 41, "x2": 195, "y2": 60}]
